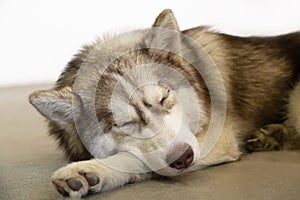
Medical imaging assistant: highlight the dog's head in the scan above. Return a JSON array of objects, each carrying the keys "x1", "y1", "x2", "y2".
[{"x1": 29, "y1": 9, "x2": 213, "y2": 176}]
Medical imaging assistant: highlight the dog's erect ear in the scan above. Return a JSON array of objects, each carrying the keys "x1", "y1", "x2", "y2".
[
  {"x1": 152, "y1": 9, "x2": 179, "y2": 31},
  {"x1": 29, "y1": 86, "x2": 81, "y2": 128},
  {"x1": 148, "y1": 9, "x2": 182, "y2": 56}
]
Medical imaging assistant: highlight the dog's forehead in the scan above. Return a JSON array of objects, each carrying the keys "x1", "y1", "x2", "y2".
[{"x1": 109, "y1": 77, "x2": 164, "y2": 122}]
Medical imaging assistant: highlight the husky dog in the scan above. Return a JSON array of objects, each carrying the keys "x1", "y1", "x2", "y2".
[{"x1": 29, "y1": 9, "x2": 300, "y2": 197}]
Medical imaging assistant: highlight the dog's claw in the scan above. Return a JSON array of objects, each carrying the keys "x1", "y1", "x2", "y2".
[{"x1": 246, "y1": 138, "x2": 259, "y2": 143}]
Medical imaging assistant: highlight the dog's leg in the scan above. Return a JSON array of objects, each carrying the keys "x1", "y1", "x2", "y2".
[
  {"x1": 51, "y1": 152, "x2": 152, "y2": 197},
  {"x1": 245, "y1": 123, "x2": 297, "y2": 151},
  {"x1": 247, "y1": 82, "x2": 300, "y2": 152},
  {"x1": 187, "y1": 122, "x2": 242, "y2": 172}
]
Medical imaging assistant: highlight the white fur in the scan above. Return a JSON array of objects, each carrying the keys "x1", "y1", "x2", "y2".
[
  {"x1": 52, "y1": 152, "x2": 152, "y2": 197},
  {"x1": 288, "y1": 81, "x2": 300, "y2": 133}
]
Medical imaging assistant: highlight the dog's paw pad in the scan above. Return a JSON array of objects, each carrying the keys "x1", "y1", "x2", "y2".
[
  {"x1": 80, "y1": 172, "x2": 100, "y2": 186},
  {"x1": 67, "y1": 178, "x2": 83, "y2": 191},
  {"x1": 51, "y1": 159, "x2": 110, "y2": 198},
  {"x1": 55, "y1": 185, "x2": 69, "y2": 197}
]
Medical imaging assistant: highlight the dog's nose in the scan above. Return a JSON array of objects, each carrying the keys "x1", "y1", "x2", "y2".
[{"x1": 167, "y1": 143, "x2": 194, "y2": 170}]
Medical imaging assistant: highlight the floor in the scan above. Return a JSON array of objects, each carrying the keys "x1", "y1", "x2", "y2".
[{"x1": 1, "y1": 85, "x2": 300, "y2": 200}]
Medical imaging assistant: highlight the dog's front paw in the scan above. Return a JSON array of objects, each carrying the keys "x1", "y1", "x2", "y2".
[
  {"x1": 246, "y1": 123, "x2": 291, "y2": 151},
  {"x1": 51, "y1": 160, "x2": 114, "y2": 197}
]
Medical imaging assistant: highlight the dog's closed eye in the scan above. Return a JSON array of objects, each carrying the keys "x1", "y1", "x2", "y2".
[
  {"x1": 120, "y1": 121, "x2": 135, "y2": 127},
  {"x1": 160, "y1": 89, "x2": 170, "y2": 106},
  {"x1": 160, "y1": 89, "x2": 175, "y2": 110}
]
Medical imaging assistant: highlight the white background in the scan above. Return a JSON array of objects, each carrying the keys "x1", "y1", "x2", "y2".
[{"x1": 1, "y1": 0, "x2": 300, "y2": 86}]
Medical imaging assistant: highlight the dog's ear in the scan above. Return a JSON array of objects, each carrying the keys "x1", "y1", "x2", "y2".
[
  {"x1": 29, "y1": 86, "x2": 81, "y2": 128},
  {"x1": 152, "y1": 9, "x2": 179, "y2": 31},
  {"x1": 148, "y1": 9, "x2": 182, "y2": 56}
]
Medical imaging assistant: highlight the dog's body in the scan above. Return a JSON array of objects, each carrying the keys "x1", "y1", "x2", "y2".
[{"x1": 29, "y1": 9, "x2": 300, "y2": 197}]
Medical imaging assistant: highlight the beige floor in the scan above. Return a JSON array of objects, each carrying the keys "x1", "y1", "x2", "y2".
[{"x1": 0, "y1": 85, "x2": 300, "y2": 200}]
